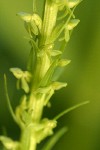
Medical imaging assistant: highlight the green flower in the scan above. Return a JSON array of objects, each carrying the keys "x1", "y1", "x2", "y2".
[
  {"x1": 17, "y1": 12, "x2": 42, "y2": 37},
  {"x1": 10, "y1": 68, "x2": 31, "y2": 93},
  {"x1": 0, "y1": 136, "x2": 19, "y2": 150}
]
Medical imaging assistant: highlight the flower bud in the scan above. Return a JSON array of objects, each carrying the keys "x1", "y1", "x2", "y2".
[
  {"x1": 68, "y1": 19, "x2": 80, "y2": 30},
  {"x1": 68, "y1": 0, "x2": 81, "y2": 8},
  {"x1": 58, "y1": 59, "x2": 71, "y2": 67},
  {"x1": 17, "y1": 12, "x2": 32, "y2": 22},
  {"x1": 10, "y1": 68, "x2": 23, "y2": 79},
  {"x1": 0, "y1": 136, "x2": 19, "y2": 150},
  {"x1": 52, "y1": 82, "x2": 67, "y2": 90}
]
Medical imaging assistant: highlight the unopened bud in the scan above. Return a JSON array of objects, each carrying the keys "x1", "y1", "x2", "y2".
[{"x1": 68, "y1": 19, "x2": 80, "y2": 30}]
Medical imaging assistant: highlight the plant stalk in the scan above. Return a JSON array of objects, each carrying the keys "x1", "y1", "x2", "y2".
[{"x1": 20, "y1": 1, "x2": 58, "y2": 150}]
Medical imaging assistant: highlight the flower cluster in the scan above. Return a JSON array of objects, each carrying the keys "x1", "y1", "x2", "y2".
[{"x1": 0, "y1": 1, "x2": 86, "y2": 150}]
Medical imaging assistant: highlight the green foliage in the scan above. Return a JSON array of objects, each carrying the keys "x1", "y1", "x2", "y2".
[{"x1": 0, "y1": 0, "x2": 88, "y2": 150}]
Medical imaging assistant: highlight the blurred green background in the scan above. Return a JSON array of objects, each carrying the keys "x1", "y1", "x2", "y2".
[{"x1": 0, "y1": 0, "x2": 100, "y2": 150}]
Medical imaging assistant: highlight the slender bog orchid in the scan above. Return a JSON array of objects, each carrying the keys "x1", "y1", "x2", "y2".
[{"x1": 0, "y1": 0, "x2": 89, "y2": 150}]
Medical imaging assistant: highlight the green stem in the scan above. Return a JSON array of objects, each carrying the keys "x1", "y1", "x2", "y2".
[
  {"x1": 31, "y1": 52, "x2": 51, "y2": 89},
  {"x1": 31, "y1": 0, "x2": 58, "y2": 90},
  {"x1": 28, "y1": 93, "x2": 46, "y2": 122},
  {"x1": 28, "y1": 0, "x2": 59, "y2": 123},
  {"x1": 20, "y1": 1, "x2": 59, "y2": 150},
  {"x1": 20, "y1": 125, "x2": 37, "y2": 150},
  {"x1": 39, "y1": 0, "x2": 58, "y2": 46},
  {"x1": 31, "y1": 0, "x2": 58, "y2": 89}
]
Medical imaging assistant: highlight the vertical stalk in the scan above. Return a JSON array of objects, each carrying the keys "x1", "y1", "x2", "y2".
[
  {"x1": 20, "y1": 1, "x2": 58, "y2": 150},
  {"x1": 32, "y1": 0, "x2": 58, "y2": 89},
  {"x1": 20, "y1": 125, "x2": 37, "y2": 150},
  {"x1": 28, "y1": 93, "x2": 46, "y2": 122},
  {"x1": 28, "y1": 0, "x2": 58, "y2": 123},
  {"x1": 39, "y1": 0, "x2": 58, "y2": 46},
  {"x1": 0, "y1": 1, "x2": 82, "y2": 150}
]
